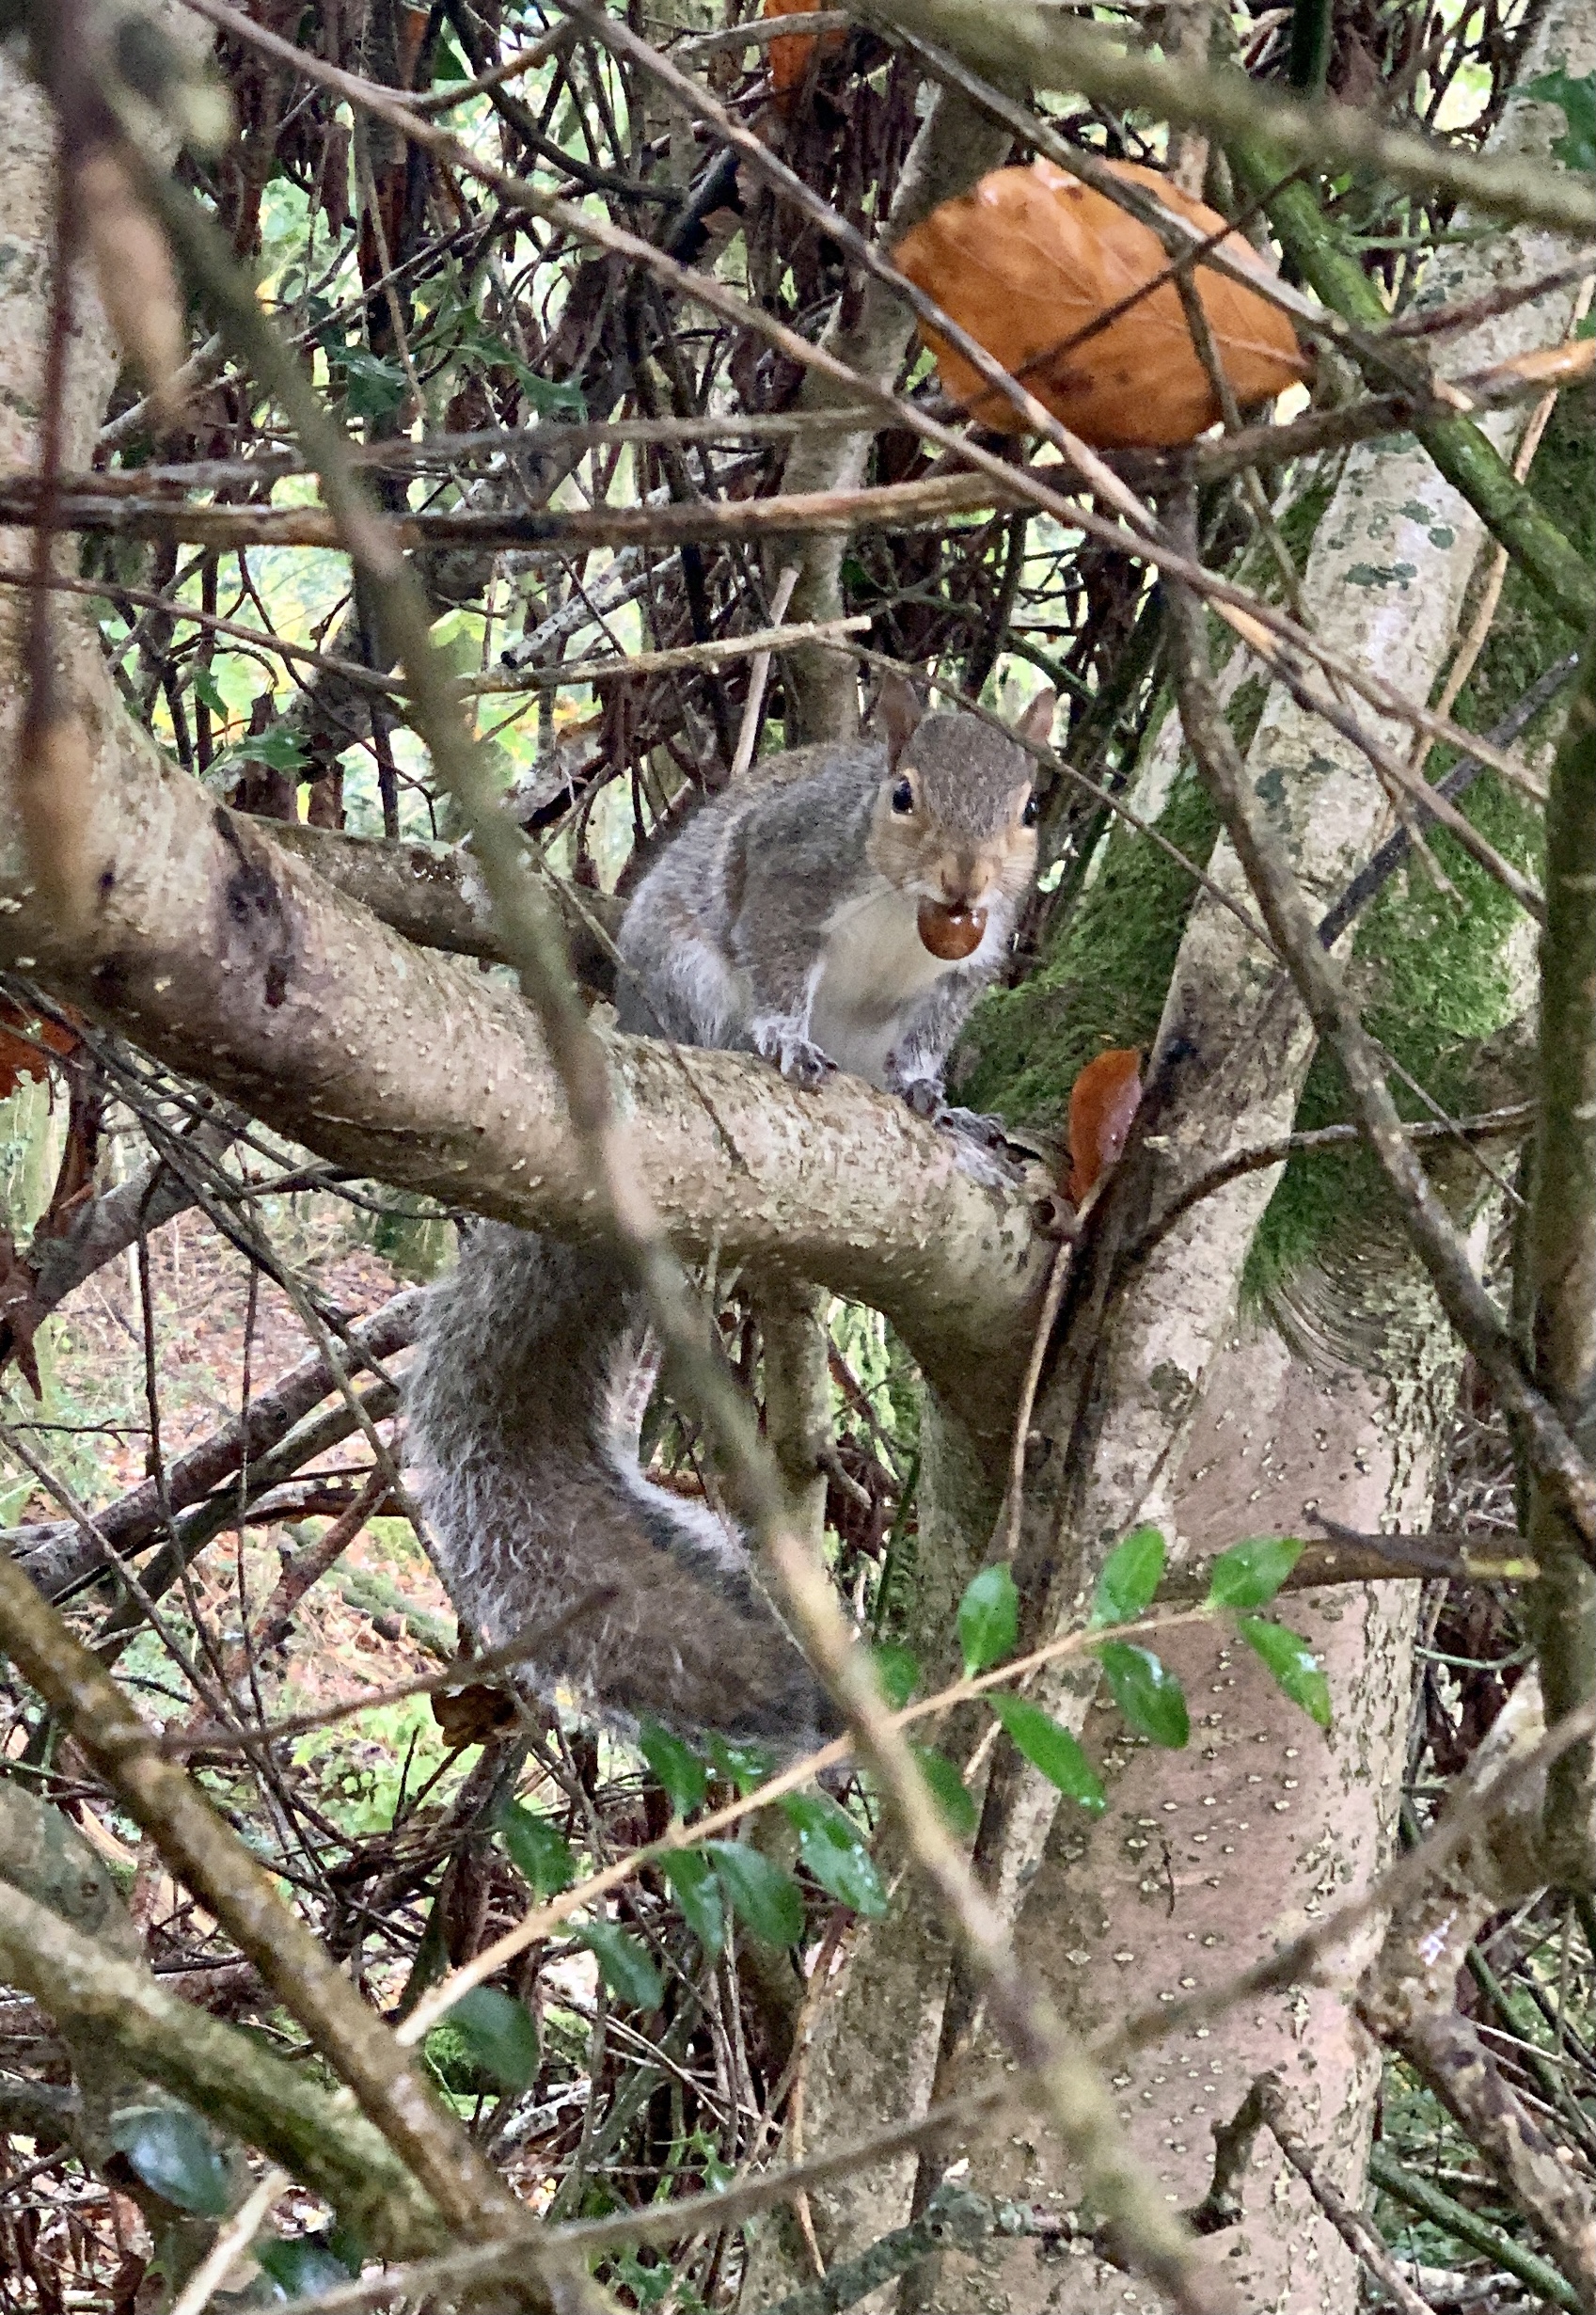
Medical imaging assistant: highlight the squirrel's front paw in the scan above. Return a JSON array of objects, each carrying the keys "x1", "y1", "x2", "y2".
[{"x1": 752, "y1": 1019, "x2": 837, "y2": 1090}]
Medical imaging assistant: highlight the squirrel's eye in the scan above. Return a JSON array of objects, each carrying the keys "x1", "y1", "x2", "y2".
[
  {"x1": 891, "y1": 777, "x2": 915, "y2": 816},
  {"x1": 1021, "y1": 793, "x2": 1039, "y2": 828}
]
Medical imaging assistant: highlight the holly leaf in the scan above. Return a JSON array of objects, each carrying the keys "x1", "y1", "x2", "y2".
[
  {"x1": 498, "y1": 1800, "x2": 576, "y2": 1897},
  {"x1": 333, "y1": 344, "x2": 408, "y2": 420},
  {"x1": 660, "y1": 1847, "x2": 725, "y2": 1956},
  {"x1": 580, "y1": 1920, "x2": 664, "y2": 2010},
  {"x1": 911, "y1": 1742, "x2": 978, "y2": 1837},
  {"x1": 703, "y1": 1840, "x2": 806, "y2": 1945},
  {"x1": 958, "y1": 1563, "x2": 1019, "y2": 1675},
  {"x1": 449, "y1": 1987, "x2": 540, "y2": 2090},
  {"x1": 640, "y1": 1721, "x2": 708, "y2": 1816},
  {"x1": 986, "y1": 1693, "x2": 1106, "y2": 1814},
  {"x1": 1205, "y1": 1535, "x2": 1304, "y2": 1610},
  {"x1": 1095, "y1": 1642, "x2": 1190, "y2": 1749},
  {"x1": 1090, "y1": 1526, "x2": 1165, "y2": 1626},
  {"x1": 781, "y1": 1793, "x2": 888, "y2": 1917},
  {"x1": 109, "y1": 2104, "x2": 229, "y2": 2215},
  {"x1": 1522, "y1": 68, "x2": 1596, "y2": 172},
  {"x1": 1238, "y1": 1616, "x2": 1333, "y2": 1729}
]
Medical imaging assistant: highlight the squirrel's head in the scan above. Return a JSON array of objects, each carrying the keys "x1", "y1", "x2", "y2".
[{"x1": 866, "y1": 674, "x2": 1055, "y2": 914}]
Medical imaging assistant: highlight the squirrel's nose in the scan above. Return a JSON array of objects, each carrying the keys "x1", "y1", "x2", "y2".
[{"x1": 941, "y1": 859, "x2": 987, "y2": 908}]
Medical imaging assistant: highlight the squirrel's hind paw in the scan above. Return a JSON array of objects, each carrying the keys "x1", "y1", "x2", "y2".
[
  {"x1": 752, "y1": 1018, "x2": 837, "y2": 1090},
  {"x1": 936, "y1": 1104, "x2": 1024, "y2": 1187}
]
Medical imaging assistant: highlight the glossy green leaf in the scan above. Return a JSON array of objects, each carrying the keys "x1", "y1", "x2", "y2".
[
  {"x1": 1204, "y1": 1536, "x2": 1304, "y2": 1610},
  {"x1": 1238, "y1": 1616, "x2": 1333, "y2": 1728},
  {"x1": 640, "y1": 1721, "x2": 708, "y2": 1816},
  {"x1": 703, "y1": 1840, "x2": 805, "y2": 1945},
  {"x1": 781, "y1": 1793, "x2": 888, "y2": 1917},
  {"x1": 987, "y1": 1694, "x2": 1106, "y2": 1814},
  {"x1": 874, "y1": 1643, "x2": 920, "y2": 1709},
  {"x1": 580, "y1": 1920, "x2": 664, "y2": 2010},
  {"x1": 1090, "y1": 1526, "x2": 1165, "y2": 1627},
  {"x1": 498, "y1": 1801, "x2": 576, "y2": 1897},
  {"x1": 257, "y1": 2235, "x2": 361, "y2": 2299},
  {"x1": 1095, "y1": 1641, "x2": 1190, "y2": 1749},
  {"x1": 910, "y1": 1743, "x2": 978, "y2": 1838},
  {"x1": 660, "y1": 1847, "x2": 725, "y2": 1957},
  {"x1": 704, "y1": 1734, "x2": 776, "y2": 1795},
  {"x1": 958, "y1": 1563, "x2": 1019, "y2": 1675},
  {"x1": 109, "y1": 2104, "x2": 229, "y2": 2215},
  {"x1": 450, "y1": 1985, "x2": 540, "y2": 2090}
]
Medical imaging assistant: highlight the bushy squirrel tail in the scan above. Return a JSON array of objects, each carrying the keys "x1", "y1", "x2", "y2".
[{"x1": 406, "y1": 1225, "x2": 839, "y2": 1755}]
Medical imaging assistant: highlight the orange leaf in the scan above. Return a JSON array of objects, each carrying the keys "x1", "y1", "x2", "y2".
[
  {"x1": 894, "y1": 159, "x2": 1308, "y2": 450},
  {"x1": 0, "y1": 995, "x2": 81, "y2": 1102},
  {"x1": 1067, "y1": 1049, "x2": 1143, "y2": 1203},
  {"x1": 762, "y1": 0, "x2": 845, "y2": 100}
]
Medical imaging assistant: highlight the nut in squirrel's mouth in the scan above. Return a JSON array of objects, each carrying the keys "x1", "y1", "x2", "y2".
[{"x1": 917, "y1": 898, "x2": 987, "y2": 960}]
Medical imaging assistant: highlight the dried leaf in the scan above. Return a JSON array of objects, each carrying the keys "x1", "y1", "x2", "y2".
[
  {"x1": 895, "y1": 159, "x2": 1309, "y2": 449},
  {"x1": 1067, "y1": 1048, "x2": 1143, "y2": 1202},
  {"x1": 0, "y1": 995, "x2": 79, "y2": 1102},
  {"x1": 0, "y1": 1228, "x2": 46, "y2": 1399},
  {"x1": 762, "y1": 0, "x2": 845, "y2": 101}
]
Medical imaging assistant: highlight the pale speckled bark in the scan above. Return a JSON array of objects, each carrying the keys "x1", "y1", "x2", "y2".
[{"x1": 926, "y1": 1294, "x2": 1447, "y2": 2315}]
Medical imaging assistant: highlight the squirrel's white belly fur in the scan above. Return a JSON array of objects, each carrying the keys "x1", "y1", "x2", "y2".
[{"x1": 808, "y1": 879, "x2": 964, "y2": 1086}]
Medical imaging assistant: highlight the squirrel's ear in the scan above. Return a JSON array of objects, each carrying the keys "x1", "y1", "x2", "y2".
[
  {"x1": 874, "y1": 670, "x2": 927, "y2": 771},
  {"x1": 1016, "y1": 688, "x2": 1058, "y2": 751}
]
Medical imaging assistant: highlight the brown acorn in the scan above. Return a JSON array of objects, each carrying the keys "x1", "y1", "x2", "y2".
[{"x1": 917, "y1": 899, "x2": 986, "y2": 960}]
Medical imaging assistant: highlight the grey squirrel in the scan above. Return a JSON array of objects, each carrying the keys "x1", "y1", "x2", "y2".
[{"x1": 406, "y1": 676, "x2": 1055, "y2": 1756}]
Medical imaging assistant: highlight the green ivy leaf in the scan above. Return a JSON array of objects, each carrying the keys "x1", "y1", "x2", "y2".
[
  {"x1": 256, "y1": 2234, "x2": 362, "y2": 2298},
  {"x1": 660, "y1": 1847, "x2": 725, "y2": 1956},
  {"x1": 640, "y1": 1721, "x2": 708, "y2": 1816},
  {"x1": 580, "y1": 1920, "x2": 664, "y2": 2010},
  {"x1": 1204, "y1": 1536, "x2": 1304, "y2": 1610},
  {"x1": 958, "y1": 1563, "x2": 1019, "y2": 1675},
  {"x1": 109, "y1": 2104, "x2": 229, "y2": 2216},
  {"x1": 986, "y1": 1694, "x2": 1106, "y2": 1814},
  {"x1": 449, "y1": 1986, "x2": 540, "y2": 2090},
  {"x1": 703, "y1": 1840, "x2": 805, "y2": 1945},
  {"x1": 1095, "y1": 1642, "x2": 1190, "y2": 1749},
  {"x1": 1521, "y1": 68, "x2": 1596, "y2": 172},
  {"x1": 781, "y1": 1793, "x2": 888, "y2": 1917},
  {"x1": 498, "y1": 1801, "x2": 576, "y2": 1897},
  {"x1": 1090, "y1": 1526, "x2": 1165, "y2": 1626},
  {"x1": 1238, "y1": 1616, "x2": 1333, "y2": 1729},
  {"x1": 910, "y1": 1742, "x2": 978, "y2": 1838},
  {"x1": 874, "y1": 1643, "x2": 920, "y2": 1709}
]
